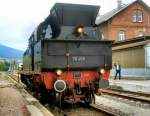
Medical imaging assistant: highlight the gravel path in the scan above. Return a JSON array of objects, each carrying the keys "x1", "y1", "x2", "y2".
[
  {"x1": 0, "y1": 72, "x2": 30, "y2": 116},
  {"x1": 0, "y1": 87, "x2": 30, "y2": 116}
]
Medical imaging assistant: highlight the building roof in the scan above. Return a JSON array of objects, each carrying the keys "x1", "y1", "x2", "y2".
[
  {"x1": 96, "y1": 0, "x2": 150, "y2": 25},
  {"x1": 112, "y1": 36, "x2": 150, "y2": 50}
]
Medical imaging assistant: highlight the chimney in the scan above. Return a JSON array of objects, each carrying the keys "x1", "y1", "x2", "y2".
[{"x1": 117, "y1": 0, "x2": 122, "y2": 9}]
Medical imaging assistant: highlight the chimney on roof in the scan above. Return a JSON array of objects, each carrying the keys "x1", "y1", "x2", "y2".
[{"x1": 117, "y1": 0, "x2": 122, "y2": 9}]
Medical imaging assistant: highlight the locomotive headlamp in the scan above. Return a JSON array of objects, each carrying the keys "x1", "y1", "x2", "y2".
[
  {"x1": 56, "y1": 69, "x2": 63, "y2": 76},
  {"x1": 54, "y1": 80, "x2": 66, "y2": 92},
  {"x1": 77, "y1": 27, "x2": 84, "y2": 33},
  {"x1": 100, "y1": 69, "x2": 105, "y2": 74}
]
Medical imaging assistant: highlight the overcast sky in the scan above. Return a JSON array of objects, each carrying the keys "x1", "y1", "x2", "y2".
[{"x1": 0, "y1": 0, "x2": 150, "y2": 51}]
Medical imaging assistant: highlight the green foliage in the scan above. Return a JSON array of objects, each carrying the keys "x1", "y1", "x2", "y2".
[{"x1": 0, "y1": 60, "x2": 9, "y2": 71}]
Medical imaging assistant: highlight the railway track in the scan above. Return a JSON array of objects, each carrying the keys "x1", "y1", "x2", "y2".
[
  {"x1": 6, "y1": 72, "x2": 20, "y2": 82},
  {"x1": 90, "y1": 103, "x2": 119, "y2": 116},
  {"x1": 7, "y1": 73, "x2": 150, "y2": 115},
  {"x1": 100, "y1": 88, "x2": 150, "y2": 104},
  {"x1": 47, "y1": 102, "x2": 117, "y2": 116}
]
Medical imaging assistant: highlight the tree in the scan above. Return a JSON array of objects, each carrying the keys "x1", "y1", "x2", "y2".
[{"x1": 0, "y1": 60, "x2": 9, "y2": 71}]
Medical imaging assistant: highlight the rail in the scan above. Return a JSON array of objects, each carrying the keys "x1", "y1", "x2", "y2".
[
  {"x1": 90, "y1": 103, "x2": 119, "y2": 116},
  {"x1": 100, "y1": 88, "x2": 150, "y2": 103},
  {"x1": 6, "y1": 72, "x2": 20, "y2": 83}
]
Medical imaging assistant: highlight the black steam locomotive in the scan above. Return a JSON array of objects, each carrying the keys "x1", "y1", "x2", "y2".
[{"x1": 20, "y1": 3, "x2": 112, "y2": 107}]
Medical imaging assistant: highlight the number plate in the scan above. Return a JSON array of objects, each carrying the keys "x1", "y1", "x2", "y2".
[
  {"x1": 73, "y1": 72, "x2": 81, "y2": 78},
  {"x1": 72, "y1": 56, "x2": 85, "y2": 62}
]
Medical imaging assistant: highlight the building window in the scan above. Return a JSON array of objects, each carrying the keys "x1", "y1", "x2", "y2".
[
  {"x1": 132, "y1": 10, "x2": 143, "y2": 22},
  {"x1": 138, "y1": 31, "x2": 144, "y2": 37},
  {"x1": 119, "y1": 31, "x2": 125, "y2": 41}
]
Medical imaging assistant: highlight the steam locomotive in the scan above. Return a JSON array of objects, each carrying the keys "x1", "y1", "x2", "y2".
[{"x1": 20, "y1": 3, "x2": 112, "y2": 107}]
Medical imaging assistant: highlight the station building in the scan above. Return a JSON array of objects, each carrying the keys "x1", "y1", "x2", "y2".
[
  {"x1": 96, "y1": 0, "x2": 150, "y2": 41},
  {"x1": 112, "y1": 36, "x2": 150, "y2": 79},
  {"x1": 96, "y1": 0, "x2": 150, "y2": 79}
]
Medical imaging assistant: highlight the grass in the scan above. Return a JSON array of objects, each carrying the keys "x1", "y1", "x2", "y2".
[{"x1": 3, "y1": 76, "x2": 9, "y2": 80}]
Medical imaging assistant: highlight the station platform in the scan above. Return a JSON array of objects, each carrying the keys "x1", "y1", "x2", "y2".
[
  {"x1": 0, "y1": 72, "x2": 54, "y2": 116},
  {"x1": 109, "y1": 78, "x2": 150, "y2": 93}
]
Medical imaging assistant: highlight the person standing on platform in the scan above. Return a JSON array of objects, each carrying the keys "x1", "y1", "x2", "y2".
[{"x1": 114, "y1": 61, "x2": 121, "y2": 80}]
